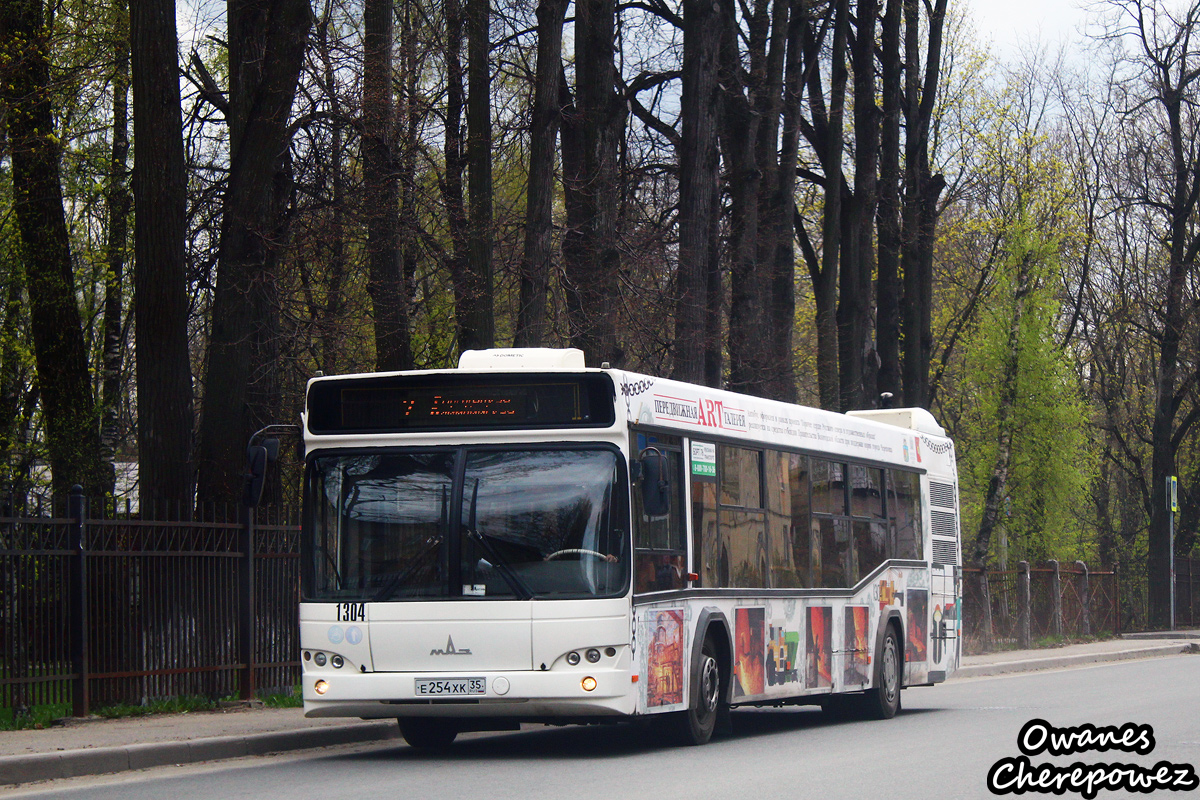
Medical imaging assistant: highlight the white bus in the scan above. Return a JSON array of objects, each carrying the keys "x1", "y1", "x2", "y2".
[{"x1": 298, "y1": 348, "x2": 961, "y2": 747}]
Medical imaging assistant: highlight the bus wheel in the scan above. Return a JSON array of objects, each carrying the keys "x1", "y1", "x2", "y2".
[
  {"x1": 864, "y1": 625, "x2": 902, "y2": 720},
  {"x1": 675, "y1": 635, "x2": 723, "y2": 745},
  {"x1": 399, "y1": 718, "x2": 458, "y2": 749}
]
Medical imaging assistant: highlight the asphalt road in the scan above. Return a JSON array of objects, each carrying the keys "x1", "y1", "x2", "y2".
[{"x1": 6, "y1": 654, "x2": 1199, "y2": 800}]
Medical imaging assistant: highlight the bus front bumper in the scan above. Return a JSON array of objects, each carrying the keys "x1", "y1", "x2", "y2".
[{"x1": 302, "y1": 667, "x2": 638, "y2": 719}]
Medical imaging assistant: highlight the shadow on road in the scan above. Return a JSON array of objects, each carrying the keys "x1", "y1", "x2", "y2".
[{"x1": 331, "y1": 704, "x2": 941, "y2": 763}]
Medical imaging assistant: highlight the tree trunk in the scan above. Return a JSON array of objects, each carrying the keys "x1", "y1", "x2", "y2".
[
  {"x1": 363, "y1": 0, "x2": 411, "y2": 370},
  {"x1": 195, "y1": 0, "x2": 312, "y2": 505},
  {"x1": 562, "y1": 0, "x2": 624, "y2": 367},
  {"x1": 398, "y1": 3, "x2": 421, "y2": 351},
  {"x1": 311, "y1": 3, "x2": 348, "y2": 375},
  {"x1": 972, "y1": 251, "x2": 1033, "y2": 569},
  {"x1": 131, "y1": 0, "x2": 196, "y2": 505},
  {"x1": 0, "y1": 267, "x2": 38, "y2": 505},
  {"x1": 464, "y1": 0, "x2": 495, "y2": 351},
  {"x1": 875, "y1": 0, "x2": 902, "y2": 403},
  {"x1": 442, "y1": 0, "x2": 473, "y2": 356},
  {"x1": 515, "y1": 0, "x2": 568, "y2": 348},
  {"x1": 839, "y1": 0, "x2": 878, "y2": 412},
  {"x1": 899, "y1": 0, "x2": 946, "y2": 408},
  {"x1": 1, "y1": 0, "x2": 112, "y2": 500},
  {"x1": 761, "y1": 0, "x2": 801, "y2": 403},
  {"x1": 720, "y1": 0, "x2": 767, "y2": 395},
  {"x1": 1148, "y1": 56, "x2": 1198, "y2": 629},
  {"x1": 816, "y1": 0, "x2": 848, "y2": 411},
  {"x1": 102, "y1": 4, "x2": 130, "y2": 464},
  {"x1": 672, "y1": 0, "x2": 722, "y2": 385}
]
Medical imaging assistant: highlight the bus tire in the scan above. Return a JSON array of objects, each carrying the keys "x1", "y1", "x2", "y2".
[
  {"x1": 398, "y1": 717, "x2": 459, "y2": 749},
  {"x1": 675, "y1": 634, "x2": 723, "y2": 745},
  {"x1": 864, "y1": 625, "x2": 902, "y2": 720}
]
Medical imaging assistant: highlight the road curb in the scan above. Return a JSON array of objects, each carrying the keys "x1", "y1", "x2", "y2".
[
  {"x1": 954, "y1": 643, "x2": 1195, "y2": 680},
  {"x1": 0, "y1": 720, "x2": 400, "y2": 787}
]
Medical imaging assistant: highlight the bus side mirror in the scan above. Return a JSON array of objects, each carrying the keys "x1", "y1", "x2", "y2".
[
  {"x1": 639, "y1": 447, "x2": 671, "y2": 517},
  {"x1": 244, "y1": 438, "x2": 279, "y2": 508}
]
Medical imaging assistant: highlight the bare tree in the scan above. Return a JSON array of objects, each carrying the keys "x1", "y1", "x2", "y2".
[
  {"x1": 563, "y1": 0, "x2": 625, "y2": 366},
  {"x1": 363, "y1": 0, "x2": 411, "y2": 370},
  {"x1": 131, "y1": 0, "x2": 196, "y2": 505},
  {"x1": 195, "y1": 0, "x2": 312, "y2": 505},
  {"x1": 1, "y1": 0, "x2": 112, "y2": 499},
  {"x1": 515, "y1": 0, "x2": 568, "y2": 347},
  {"x1": 672, "y1": 0, "x2": 722, "y2": 385},
  {"x1": 1101, "y1": 0, "x2": 1200, "y2": 628}
]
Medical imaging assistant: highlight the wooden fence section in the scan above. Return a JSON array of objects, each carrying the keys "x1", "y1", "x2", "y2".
[{"x1": 1, "y1": 487, "x2": 299, "y2": 716}]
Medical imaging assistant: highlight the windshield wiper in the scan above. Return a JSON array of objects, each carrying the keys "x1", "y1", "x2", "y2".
[
  {"x1": 465, "y1": 529, "x2": 533, "y2": 600},
  {"x1": 372, "y1": 537, "x2": 441, "y2": 602},
  {"x1": 372, "y1": 483, "x2": 449, "y2": 602},
  {"x1": 465, "y1": 478, "x2": 533, "y2": 600}
]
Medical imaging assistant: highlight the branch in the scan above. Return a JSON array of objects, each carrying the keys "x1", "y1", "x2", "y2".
[
  {"x1": 186, "y1": 50, "x2": 229, "y2": 116},
  {"x1": 619, "y1": 0, "x2": 683, "y2": 28},
  {"x1": 626, "y1": 92, "x2": 680, "y2": 148}
]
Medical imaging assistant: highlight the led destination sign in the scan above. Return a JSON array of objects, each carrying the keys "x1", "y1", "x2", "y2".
[{"x1": 306, "y1": 373, "x2": 615, "y2": 433}]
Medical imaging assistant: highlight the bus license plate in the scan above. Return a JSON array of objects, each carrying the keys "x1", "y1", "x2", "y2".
[{"x1": 415, "y1": 677, "x2": 486, "y2": 696}]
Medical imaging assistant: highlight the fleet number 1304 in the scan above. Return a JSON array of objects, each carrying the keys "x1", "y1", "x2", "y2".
[{"x1": 337, "y1": 602, "x2": 365, "y2": 622}]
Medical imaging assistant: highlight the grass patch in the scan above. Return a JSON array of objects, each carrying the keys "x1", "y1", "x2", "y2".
[
  {"x1": 93, "y1": 695, "x2": 221, "y2": 720},
  {"x1": 0, "y1": 686, "x2": 302, "y2": 731},
  {"x1": 0, "y1": 702, "x2": 71, "y2": 731},
  {"x1": 259, "y1": 686, "x2": 302, "y2": 708}
]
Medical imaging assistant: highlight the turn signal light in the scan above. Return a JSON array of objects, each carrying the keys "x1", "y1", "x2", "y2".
[
  {"x1": 314, "y1": 680, "x2": 329, "y2": 695},
  {"x1": 581, "y1": 676, "x2": 597, "y2": 692}
]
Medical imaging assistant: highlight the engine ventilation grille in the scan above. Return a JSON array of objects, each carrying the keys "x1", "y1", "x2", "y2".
[
  {"x1": 929, "y1": 481, "x2": 956, "y2": 508},
  {"x1": 930, "y1": 509, "x2": 957, "y2": 538},
  {"x1": 932, "y1": 537, "x2": 958, "y2": 565}
]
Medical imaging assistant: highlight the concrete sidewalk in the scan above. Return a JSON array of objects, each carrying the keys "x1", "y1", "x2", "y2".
[{"x1": 2, "y1": 632, "x2": 1197, "y2": 787}]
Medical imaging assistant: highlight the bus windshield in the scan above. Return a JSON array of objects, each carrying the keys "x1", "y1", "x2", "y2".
[{"x1": 304, "y1": 447, "x2": 629, "y2": 601}]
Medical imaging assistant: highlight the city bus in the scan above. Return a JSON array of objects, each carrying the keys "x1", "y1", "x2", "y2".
[{"x1": 298, "y1": 348, "x2": 961, "y2": 747}]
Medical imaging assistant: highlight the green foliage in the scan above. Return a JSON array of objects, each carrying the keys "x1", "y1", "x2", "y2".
[
  {"x1": 0, "y1": 689, "x2": 302, "y2": 731},
  {"x1": 957, "y1": 213, "x2": 1094, "y2": 565},
  {"x1": 0, "y1": 701, "x2": 72, "y2": 731}
]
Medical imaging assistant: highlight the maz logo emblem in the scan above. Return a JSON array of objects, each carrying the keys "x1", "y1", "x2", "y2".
[{"x1": 430, "y1": 636, "x2": 472, "y2": 656}]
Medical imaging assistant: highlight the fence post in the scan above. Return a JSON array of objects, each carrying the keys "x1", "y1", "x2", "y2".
[
  {"x1": 239, "y1": 504, "x2": 256, "y2": 701},
  {"x1": 1114, "y1": 563, "x2": 1121, "y2": 634},
  {"x1": 1018, "y1": 560, "x2": 1031, "y2": 648},
  {"x1": 68, "y1": 485, "x2": 89, "y2": 717},
  {"x1": 979, "y1": 570, "x2": 993, "y2": 648},
  {"x1": 1076, "y1": 561, "x2": 1090, "y2": 637},
  {"x1": 1050, "y1": 560, "x2": 1063, "y2": 638},
  {"x1": 1185, "y1": 557, "x2": 1193, "y2": 628}
]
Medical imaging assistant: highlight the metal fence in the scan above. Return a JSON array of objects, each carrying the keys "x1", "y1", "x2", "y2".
[
  {"x1": 1174, "y1": 556, "x2": 1200, "y2": 628},
  {"x1": 962, "y1": 561, "x2": 1119, "y2": 654},
  {"x1": 1, "y1": 487, "x2": 299, "y2": 716}
]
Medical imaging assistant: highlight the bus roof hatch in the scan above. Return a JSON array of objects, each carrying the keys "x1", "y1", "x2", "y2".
[
  {"x1": 458, "y1": 348, "x2": 587, "y2": 371},
  {"x1": 846, "y1": 407, "x2": 945, "y2": 436}
]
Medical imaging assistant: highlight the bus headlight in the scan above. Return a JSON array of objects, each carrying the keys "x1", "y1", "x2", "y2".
[
  {"x1": 581, "y1": 677, "x2": 597, "y2": 692},
  {"x1": 566, "y1": 651, "x2": 581, "y2": 666},
  {"x1": 314, "y1": 652, "x2": 327, "y2": 667},
  {"x1": 314, "y1": 680, "x2": 329, "y2": 695},
  {"x1": 586, "y1": 648, "x2": 601, "y2": 663}
]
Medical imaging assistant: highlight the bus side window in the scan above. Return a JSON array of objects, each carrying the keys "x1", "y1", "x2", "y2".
[
  {"x1": 851, "y1": 465, "x2": 887, "y2": 582},
  {"x1": 889, "y1": 470, "x2": 923, "y2": 560},
  {"x1": 717, "y1": 445, "x2": 766, "y2": 588},
  {"x1": 691, "y1": 442, "x2": 718, "y2": 589},
  {"x1": 634, "y1": 433, "x2": 686, "y2": 593}
]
